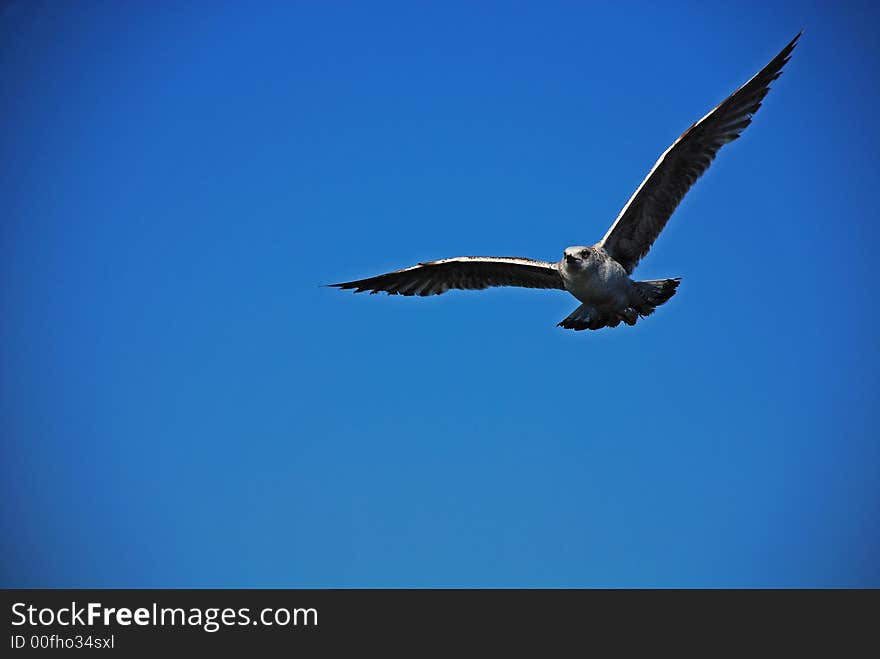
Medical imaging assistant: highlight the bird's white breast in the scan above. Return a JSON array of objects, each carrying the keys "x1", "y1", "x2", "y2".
[{"x1": 560, "y1": 257, "x2": 630, "y2": 305}]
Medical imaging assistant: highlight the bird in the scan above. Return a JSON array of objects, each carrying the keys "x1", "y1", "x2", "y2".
[{"x1": 330, "y1": 32, "x2": 801, "y2": 331}]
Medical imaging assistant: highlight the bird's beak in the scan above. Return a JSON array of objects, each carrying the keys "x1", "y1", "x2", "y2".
[{"x1": 564, "y1": 253, "x2": 577, "y2": 264}]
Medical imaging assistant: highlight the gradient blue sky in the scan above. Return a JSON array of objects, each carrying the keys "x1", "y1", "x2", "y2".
[{"x1": 2, "y1": 1, "x2": 878, "y2": 587}]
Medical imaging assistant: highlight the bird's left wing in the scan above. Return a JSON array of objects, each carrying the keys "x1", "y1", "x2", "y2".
[
  {"x1": 330, "y1": 256, "x2": 565, "y2": 296},
  {"x1": 599, "y1": 32, "x2": 801, "y2": 274}
]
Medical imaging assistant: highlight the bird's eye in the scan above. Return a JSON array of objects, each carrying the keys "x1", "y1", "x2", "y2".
[{"x1": 581, "y1": 249, "x2": 590, "y2": 258}]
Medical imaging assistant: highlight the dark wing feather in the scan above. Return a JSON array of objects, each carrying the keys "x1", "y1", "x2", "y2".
[
  {"x1": 330, "y1": 256, "x2": 564, "y2": 296},
  {"x1": 599, "y1": 32, "x2": 801, "y2": 274}
]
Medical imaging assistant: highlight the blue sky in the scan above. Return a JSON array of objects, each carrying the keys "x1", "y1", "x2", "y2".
[{"x1": 2, "y1": 1, "x2": 878, "y2": 587}]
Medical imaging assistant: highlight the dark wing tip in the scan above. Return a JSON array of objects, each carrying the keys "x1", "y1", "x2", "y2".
[
  {"x1": 778, "y1": 30, "x2": 803, "y2": 63},
  {"x1": 764, "y1": 31, "x2": 802, "y2": 74},
  {"x1": 783, "y1": 30, "x2": 803, "y2": 52},
  {"x1": 327, "y1": 281, "x2": 371, "y2": 293}
]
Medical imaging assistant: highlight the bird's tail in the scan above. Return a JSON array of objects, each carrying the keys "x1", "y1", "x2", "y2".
[{"x1": 633, "y1": 278, "x2": 681, "y2": 317}]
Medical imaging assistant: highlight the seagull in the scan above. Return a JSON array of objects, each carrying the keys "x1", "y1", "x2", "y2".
[{"x1": 331, "y1": 32, "x2": 800, "y2": 331}]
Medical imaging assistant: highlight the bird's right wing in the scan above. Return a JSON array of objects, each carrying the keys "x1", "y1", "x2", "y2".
[{"x1": 330, "y1": 256, "x2": 565, "y2": 296}]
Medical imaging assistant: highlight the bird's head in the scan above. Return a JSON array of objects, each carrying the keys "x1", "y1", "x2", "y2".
[{"x1": 562, "y1": 246, "x2": 594, "y2": 270}]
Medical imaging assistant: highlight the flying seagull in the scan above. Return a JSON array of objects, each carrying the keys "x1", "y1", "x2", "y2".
[{"x1": 331, "y1": 32, "x2": 800, "y2": 331}]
